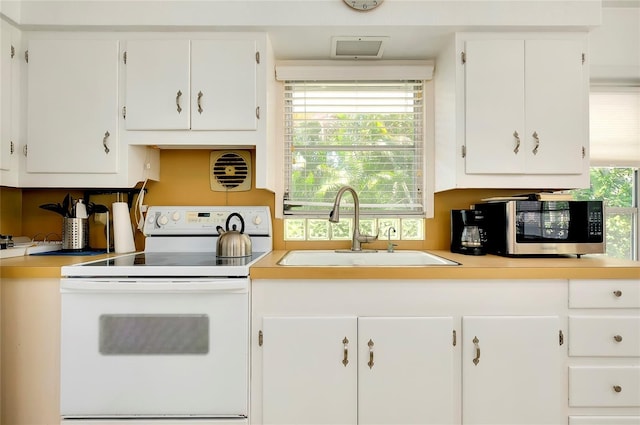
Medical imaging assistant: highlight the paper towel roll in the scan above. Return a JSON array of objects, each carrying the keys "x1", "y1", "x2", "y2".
[{"x1": 112, "y1": 202, "x2": 136, "y2": 253}]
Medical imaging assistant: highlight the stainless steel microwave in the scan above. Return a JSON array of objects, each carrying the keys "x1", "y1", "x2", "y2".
[{"x1": 473, "y1": 200, "x2": 605, "y2": 257}]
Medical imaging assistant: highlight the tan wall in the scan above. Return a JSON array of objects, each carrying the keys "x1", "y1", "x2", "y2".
[
  {"x1": 3, "y1": 150, "x2": 523, "y2": 251},
  {"x1": 0, "y1": 187, "x2": 22, "y2": 237}
]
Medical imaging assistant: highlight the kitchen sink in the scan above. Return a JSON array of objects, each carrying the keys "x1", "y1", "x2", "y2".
[{"x1": 277, "y1": 250, "x2": 460, "y2": 267}]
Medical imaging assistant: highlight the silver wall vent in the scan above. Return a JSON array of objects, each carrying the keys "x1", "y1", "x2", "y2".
[{"x1": 331, "y1": 36, "x2": 388, "y2": 59}]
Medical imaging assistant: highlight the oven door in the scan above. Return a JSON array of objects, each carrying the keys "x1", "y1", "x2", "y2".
[{"x1": 60, "y1": 278, "x2": 249, "y2": 419}]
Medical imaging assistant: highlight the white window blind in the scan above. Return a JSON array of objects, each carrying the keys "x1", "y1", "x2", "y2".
[
  {"x1": 283, "y1": 80, "x2": 425, "y2": 216},
  {"x1": 589, "y1": 87, "x2": 640, "y2": 166}
]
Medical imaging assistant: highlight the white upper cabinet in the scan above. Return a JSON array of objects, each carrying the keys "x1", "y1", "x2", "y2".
[
  {"x1": 124, "y1": 36, "x2": 263, "y2": 140},
  {"x1": 464, "y1": 39, "x2": 526, "y2": 175},
  {"x1": 121, "y1": 34, "x2": 275, "y2": 192},
  {"x1": 190, "y1": 39, "x2": 257, "y2": 131},
  {"x1": 23, "y1": 37, "x2": 158, "y2": 188},
  {"x1": 0, "y1": 20, "x2": 20, "y2": 187},
  {"x1": 125, "y1": 39, "x2": 191, "y2": 130},
  {"x1": 524, "y1": 39, "x2": 586, "y2": 174},
  {"x1": 435, "y1": 33, "x2": 590, "y2": 191},
  {"x1": 125, "y1": 39, "x2": 258, "y2": 131},
  {"x1": 27, "y1": 39, "x2": 119, "y2": 175}
]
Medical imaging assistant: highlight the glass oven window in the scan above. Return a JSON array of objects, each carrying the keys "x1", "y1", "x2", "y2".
[{"x1": 99, "y1": 314, "x2": 209, "y2": 355}]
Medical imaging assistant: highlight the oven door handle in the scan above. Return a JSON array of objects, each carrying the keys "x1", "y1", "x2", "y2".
[{"x1": 60, "y1": 279, "x2": 249, "y2": 293}]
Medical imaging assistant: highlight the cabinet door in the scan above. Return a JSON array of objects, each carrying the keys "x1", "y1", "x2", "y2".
[
  {"x1": 525, "y1": 39, "x2": 585, "y2": 174},
  {"x1": 26, "y1": 39, "x2": 119, "y2": 173},
  {"x1": 358, "y1": 317, "x2": 455, "y2": 425},
  {"x1": 464, "y1": 39, "x2": 526, "y2": 174},
  {"x1": 0, "y1": 21, "x2": 14, "y2": 173},
  {"x1": 191, "y1": 40, "x2": 257, "y2": 131},
  {"x1": 262, "y1": 316, "x2": 357, "y2": 425},
  {"x1": 125, "y1": 40, "x2": 190, "y2": 130},
  {"x1": 462, "y1": 316, "x2": 564, "y2": 425}
]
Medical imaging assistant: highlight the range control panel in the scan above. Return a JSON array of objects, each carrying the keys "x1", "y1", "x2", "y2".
[{"x1": 143, "y1": 206, "x2": 272, "y2": 236}]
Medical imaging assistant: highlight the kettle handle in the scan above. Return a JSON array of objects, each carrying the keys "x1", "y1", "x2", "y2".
[{"x1": 226, "y1": 212, "x2": 245, "y2": 234}]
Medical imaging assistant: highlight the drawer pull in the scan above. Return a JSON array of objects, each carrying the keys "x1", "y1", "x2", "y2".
[
  {"x1": 614, "y1": 334, "x2": 623, "y2": 342},
  {"x1": 473, "y1": 336, "x2": 481, "y2": 366},
  {"x1": 342, "y1": 337, "x2": 349, "y2": 367},
  {"x1": 613, "y1": 290, "x2": 623, "y2": 297},
  {"x1": 367, "y1": 339, "x2": 375, "y2": 369},
  {"x1": 613, "y1": 385, "x2": 622, "y2": 393}
]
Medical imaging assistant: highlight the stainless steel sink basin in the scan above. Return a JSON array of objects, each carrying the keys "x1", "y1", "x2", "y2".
[{"x1": 277, "y1": 250, "x2": 460, "y2": 266}]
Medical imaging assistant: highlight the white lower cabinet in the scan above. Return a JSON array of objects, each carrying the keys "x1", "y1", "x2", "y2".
[
  {"x1": 262, "y1": 316, "x2": 454, "y2": 425},
  {"x1": 462, "y1": 316, "x2": 564, "y2": 425},
  {"x1": 570, "y1": 367, "x2": 640, "y2": 407},
  {"x1": 252, "y1": 279, "x2": 569, "y2": 425},
  {"x1": 568, "y1": 279, "x2": 640, "y2": 423},
  {"x1": 262, "y1": 316, "x2": 358, "y2": 425},
  {"x1": 569, "y1": 417, "x2": 640, "y2": 425}
]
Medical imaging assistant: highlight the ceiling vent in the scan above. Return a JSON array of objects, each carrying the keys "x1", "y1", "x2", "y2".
[
  {"x1": 210, "y1": 150, "x2": 252, "y2": 192},
  {"x1": 331, "y1": 36, "x2": 388, "y2": 59}
]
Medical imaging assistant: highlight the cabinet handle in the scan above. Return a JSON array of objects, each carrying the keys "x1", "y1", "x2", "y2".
[
  {"x1": 197, "y1": 91, "x2": 203, "y2": 114},
  {"x1": 367, "y1": 339, "x2": 375, "y2": 369},
  {"x1": 613, "y1": 290, "x2": 623, "y2": 298},
  {"x1": 342, "y1": 337, "x2": 349, "y2": 367},
  {"x1": 473, "y1": 336, "x2": 481, "y2": 365},
  {"x1": 613, "y1": 385, "x2": 622, "y2": 393},
  {"x1": 176, "y1": 90, "x2": 183, "y2": 113},
  {"x1": 532, "y1": 131, "x2": 540, "y2": 155},
  {"x1": 102, "y1": 131, "x2": 110, "y2": 154},
  {"x1": 256, "y1": 106, "x2": 261, "y2": 119},
  {"x1": 614, "y1": 334, "x2": 623, "y2": 342},
  {"x1": 513, "y1": 131, "x2": 520, "y2": 154}
]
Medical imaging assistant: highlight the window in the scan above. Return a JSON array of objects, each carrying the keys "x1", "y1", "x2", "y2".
[
  {"x1": 283, "y1": 80, "x2": 425, "y2": 216},
  {"x1": 573, "y1": 167, "x2": 638, "y2": 260},
  {"x1": 572, "y1": 87, "x2": 640, "y2": 260}
]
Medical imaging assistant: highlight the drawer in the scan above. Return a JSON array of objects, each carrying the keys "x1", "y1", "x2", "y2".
[
  {"x1": 570, "y1": 366, "x2": 640, "y2": 407},
  {"x1": 570, "y1": 417, "x2": 640, "y2": 425},
  {"x1": 570, "y1": 280, "x2": 640, "y2": 309},
  {"x1": 570, "y1": 316, "x2": 640, "y2": 357}
]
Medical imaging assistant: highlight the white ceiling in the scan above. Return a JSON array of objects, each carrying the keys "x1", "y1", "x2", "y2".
[{"x1": 0, "y1": 0, "x2": 613, "y2": 61}]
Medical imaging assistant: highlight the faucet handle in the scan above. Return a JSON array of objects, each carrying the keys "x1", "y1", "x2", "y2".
[{"x1": 358, "y1": 234, "x2": 379, "y2": 244}]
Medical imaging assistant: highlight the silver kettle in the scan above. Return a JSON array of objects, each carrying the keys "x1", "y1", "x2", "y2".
[{"x1": 216, "y1": 213, "x2": 252, "y2": 257}]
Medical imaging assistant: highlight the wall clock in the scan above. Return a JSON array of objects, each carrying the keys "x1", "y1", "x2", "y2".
[{"x1": 343, "y1": 0, "x2": 384, "y2": 11}]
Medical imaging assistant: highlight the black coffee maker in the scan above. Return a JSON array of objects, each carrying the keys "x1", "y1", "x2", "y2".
[{"x1": 450, "y1": 209, "x2": 487, "y2": 255}]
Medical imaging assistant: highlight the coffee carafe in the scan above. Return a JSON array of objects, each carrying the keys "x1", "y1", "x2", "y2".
[{"x1": 450, "y1": 209, "x2": 487, "y2": 255}]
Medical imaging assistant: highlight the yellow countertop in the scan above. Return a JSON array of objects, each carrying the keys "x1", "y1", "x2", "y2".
[
  {"x1": 2, "y1": 250, "x2": 639, "y2": 280},
  {"x1": 0, "y1": 253, "x2": 114, "y2": 279},
  {"x1": 250, "y1": 250, "x2": 640, "y2": 280}
]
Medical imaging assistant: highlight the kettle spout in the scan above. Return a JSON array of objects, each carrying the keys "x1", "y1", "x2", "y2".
[{"x1": 216, "y1": 225, "x2": 226, "y2": 235}]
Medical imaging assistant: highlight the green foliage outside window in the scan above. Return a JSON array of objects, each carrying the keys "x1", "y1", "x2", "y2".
[
  {"x1": 289, "y1": 112, "x2": 421, "y2": 213},
  {"x1": 572, "y1": 168, "x2": 637, "y2": 259}
]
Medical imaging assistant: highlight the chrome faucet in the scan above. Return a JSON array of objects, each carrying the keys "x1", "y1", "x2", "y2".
[
  {"x1": 329, "y1": 186, "x2": 378, "y2": 251},
  {"x1": 386, "y1": 227, "x2": 398, "y2": 253}
]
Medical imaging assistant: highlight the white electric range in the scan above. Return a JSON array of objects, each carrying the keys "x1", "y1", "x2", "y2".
[{"x1": 60, "y1": 206, "x2": 272, "y2": 424}]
